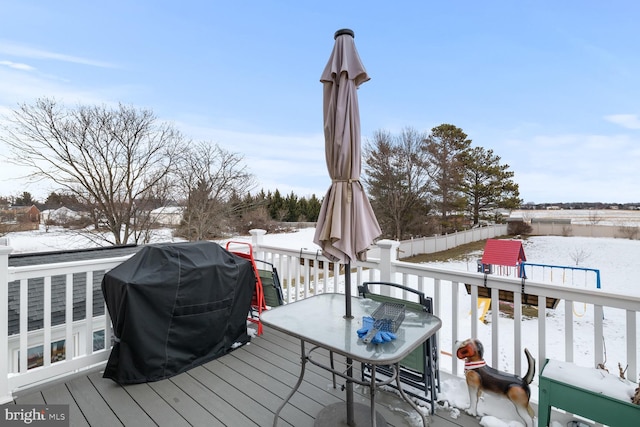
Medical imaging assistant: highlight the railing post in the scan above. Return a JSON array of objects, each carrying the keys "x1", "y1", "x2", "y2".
[
  {"x1": 0, "y1": 245, "x2": 13, "y2": 404},
  {"x1": 627, "y1": 310, "x2": 637, "y2": 381},
  {"x1": 376, "y1": 239, "x2": 399, "y2": 284},
  {"x1": 249, "y1": 229, "x2": 267, "y2": 250}
]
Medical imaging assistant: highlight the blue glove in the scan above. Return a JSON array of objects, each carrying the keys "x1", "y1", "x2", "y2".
[
  {"x1": 380, "y1": 331, "x2": 396, "y2": 341},
  {"x1": 357, "y1": 316, "x2": 374, "y2": 338},
  {"x1": 371, "y1": 330, "x2": 397, "y2": 343},
  {"x1": 358, "y1": 316, "x2": 397, "y2": 343}
]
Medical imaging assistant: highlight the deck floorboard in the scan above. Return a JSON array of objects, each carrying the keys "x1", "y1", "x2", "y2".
[
  {"x1": 88, "y1": 371, "x2": 157, "y2": 427},
  {"x1": 67, "y1": 375, "x2": 124, "y2": 427},
  {"x1": 3, "y1": 325, "x2": 481, "y2": 427},
  {"x1": 123, "y1": 382, "x2": 191, "y2": 427},
  {"x1": 39, "y1": 382, "x2": 90, "y2": 427}
]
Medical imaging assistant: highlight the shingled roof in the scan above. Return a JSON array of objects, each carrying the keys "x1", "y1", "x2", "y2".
[
  {"x1": 480, "y1": 239, "x2": 526, "y2": 267},
  {"x1": 8, "y1": 245, "x2": 141, "y2": 336}
]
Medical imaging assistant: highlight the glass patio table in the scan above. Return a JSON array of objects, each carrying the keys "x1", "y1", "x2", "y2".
[{"x1": 261, "y1": 293, "x2": 442, "y2": 427}]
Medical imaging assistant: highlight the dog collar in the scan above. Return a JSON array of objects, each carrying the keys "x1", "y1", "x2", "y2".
[{"x1": 464, "y1": 360, "x2": 487, "y2": 371}]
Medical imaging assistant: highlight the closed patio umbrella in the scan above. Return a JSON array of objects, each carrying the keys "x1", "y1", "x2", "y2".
[
  {"x1": 313, "y1": 28, "x2": 381, "y2": 316},
  {"x1": 313, "y1": 28, "x2": 383, "y2": 427}
]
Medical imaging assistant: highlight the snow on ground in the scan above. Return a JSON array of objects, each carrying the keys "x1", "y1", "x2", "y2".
[
  {"x1": 428, "y1": 234, "x2": 640, "y2": 376},
  {"x1": 510, "y1": 209, "x2": 640, "y2": 226},
  {"x1": 3, "y1": 225, "x2": 639, "y2": 426},
  {"x1": 409, "y1": 234, "x2": 640, "y2": 425},
  {"x1": 2, "y1": 225, "x2": 182, "y2": 253},
  {"x1": 425, "y1": 235, "x2": 640, "y2": 374}
]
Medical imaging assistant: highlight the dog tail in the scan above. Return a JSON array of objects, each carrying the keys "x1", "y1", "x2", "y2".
[{"x1": 523, "y1": 348, "x2": 536, "y2": 384}]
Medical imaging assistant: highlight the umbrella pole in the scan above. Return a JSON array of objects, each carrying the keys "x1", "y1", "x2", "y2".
[
  {"x1": 344, "y1": 261, "x2": 353, "y2": 319},
  {"x1": 345, "y1": 260, "x2": 355, "y2": 425}
]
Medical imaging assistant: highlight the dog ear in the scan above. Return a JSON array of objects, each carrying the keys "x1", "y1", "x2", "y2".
[{"x1": 474, "y1": 339, "x2": 484, "y2": 358}]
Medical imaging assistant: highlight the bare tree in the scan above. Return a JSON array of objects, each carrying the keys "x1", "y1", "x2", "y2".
[
  {"x1": 570, "y1": 247, "x2": 591, "y2": 265},
  {"x1": 618, "y1": 224, "x2": 639, "y2": 240},
  {"x1": 175, "y1": 141, "x2": 255, "y2": 240},
  {"x1": 1, "y1": 98, "x2": 186, "y2": 245},
  {"x1": 363, "y1": 128, "x2": 431, "y2": 239},
  {"x1": 588, "y1": 211, "x2": 602, "y2": 225}
]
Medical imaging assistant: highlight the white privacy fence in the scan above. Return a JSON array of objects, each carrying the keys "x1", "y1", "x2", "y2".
[
  {"x1": 391, "y1": 224, "x2": 508, "y2": 258},
  {"x1": 1, "y1": 229, "x2": 638, "y2": 404}
]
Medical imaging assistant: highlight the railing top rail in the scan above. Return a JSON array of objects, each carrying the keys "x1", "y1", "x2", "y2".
[
  {"x1": 8, "y1": 255, "x2": 134, "y2": 280},
  {"x1": 391, "y1": 258, "x2": 640, "y2": 310},
  {"x1": 253, "y1": 243, "x2": 640, "y2": 310},
  {"x1": 521, "y1": 262, "x2": 601, "y2": 273}
]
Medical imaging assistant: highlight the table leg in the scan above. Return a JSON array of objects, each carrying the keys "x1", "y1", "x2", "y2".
[
  {"x1": 313, "y1": 356, "x2": 386, "y2": 427},
  {"x1": 273, "y1": 340, "x2": 307, "y2": 427},
  {"x1": 346, "y1": 356, "x2": 354, "y2": 425},
  {"x1": 369, "y1": 365, "x2": 377, "y2": 427},
  {"x1": 394, "y1": 363, "x2": 428, "y2": 427},
  {"x1": 330, "y1": 350, "x2": 337, "y2": 388}
]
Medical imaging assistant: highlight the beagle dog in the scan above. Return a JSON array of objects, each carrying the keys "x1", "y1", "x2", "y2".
[{"x1": 456, "y1": 338, "x2": 535, "y2": 427}]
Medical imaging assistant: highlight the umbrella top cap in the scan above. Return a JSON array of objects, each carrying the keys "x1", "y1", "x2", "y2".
[{"x1": 334, "y1": 28, "x2": 354, "y2": 39}]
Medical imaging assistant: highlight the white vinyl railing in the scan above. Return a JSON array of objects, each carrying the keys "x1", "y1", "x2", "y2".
[
  {"x1": 0, "y1": 248, "x2": 132, "y2": 404},
  {"x1": 1, "y1": 230, "x2": 639, "y2": 405},
  {"x1": 249, "y1": 230, "x2": 640, "y2": 388}
]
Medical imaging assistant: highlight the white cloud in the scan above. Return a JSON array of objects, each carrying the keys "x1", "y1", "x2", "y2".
[
  {"x1": 0, "y1": 60, "x2": 34, "y2": 71},
  {"x1": 0, "y1": 40, "x2": 116, "y2": 68},
  {"x1": 0, "y1": 65, "x2": 140, "y2": 110},
  {"x1": 604, "y1": 114, "x2": 640, "y2": 129},
  {"x1": 500, "y1": 131, "x2": 640, "y2": 203},
  {"x1": 175, "y1": 120, "x2": 329, "y2": 197}
]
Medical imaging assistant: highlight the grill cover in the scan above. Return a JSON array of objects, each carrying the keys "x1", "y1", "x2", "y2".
[{"x1": 101, "y1": 241, "x2": 254, "y2": 384}]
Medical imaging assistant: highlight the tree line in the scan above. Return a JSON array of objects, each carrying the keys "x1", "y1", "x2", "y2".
[
  {"x1": 1, "y1": 188, "x2": 322, "y2": 238},
  {"x1": 1, "y1": 98, "x2": 519, "y2": 245},
  {"x1": 363, "y1": 124, "x2": 520, "y2": 240}
]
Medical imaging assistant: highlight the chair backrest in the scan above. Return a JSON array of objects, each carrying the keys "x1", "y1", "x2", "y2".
[
  {"x1": 358, "y1": 281, "x2": 432, "y2": 373},
  {"x1": 256, "y1": 260, "x2": 284, "y2": 307},
  {"x1": 358, "y1": 281, "x2": 432, "y2": 314},
  {"x1": 359, "y1": 281, "x2": 440, "y2": 414}
]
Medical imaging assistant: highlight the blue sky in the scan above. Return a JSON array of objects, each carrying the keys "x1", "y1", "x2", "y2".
[{"x1": 1, "y1": 1, "x2": 639, "y2": 204}]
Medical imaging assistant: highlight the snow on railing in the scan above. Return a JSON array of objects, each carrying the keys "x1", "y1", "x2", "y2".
[{"x1": 0, "y1": 229, "x2": 638, "y2": 403}]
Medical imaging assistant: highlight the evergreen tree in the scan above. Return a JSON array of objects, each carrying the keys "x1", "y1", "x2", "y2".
[
  {"x1": 304, "y1": 194, "x2": 322, "y2": 222},
  {"x1": 460, "y1": 147, "x2": 521, "y2": 224},
  {"x1": 268, "y1": 189, "x2": 286, "y2": 220},
  {"x1": 297, "y1": 197, "x2": 309, "y2": 221},
  {"x1": 422, "y1": 124, "x2": 471, "y2": 232},
  {"x1": 43, "y1": 192, "x2": 84, "y2": 210},
  {"x1": 284, "y1": 192, "x2": 299, "y2": 222},
  {"x1": 14, "y1": 191, "x2": 37, "y2": 206}
]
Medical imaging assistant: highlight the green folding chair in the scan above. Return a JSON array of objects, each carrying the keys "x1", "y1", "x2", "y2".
[
  {"x1": 255, "y1": 259, "x2": 284, "y2": 307},
  {"x1": 358, "y1": 281, "x2": 440, "y2": 414}
]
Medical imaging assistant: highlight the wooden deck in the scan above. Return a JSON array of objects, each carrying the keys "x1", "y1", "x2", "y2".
[{"x1": 3, "y1": 326, "x2": 481, "y2": 427}]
